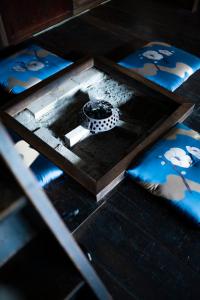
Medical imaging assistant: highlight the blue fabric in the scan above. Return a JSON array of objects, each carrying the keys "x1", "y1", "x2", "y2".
[
  {"x1": 10, "y1": 130, "x2": 64, "y2": 187},
  {"x1": 0, "y1": 44, "x2": 73, "y2": 94},
  {"x1": 127, "y1": 123, "x2": 200, "y2": 225},
  {"x1": 118, "y1": 42, "x2": 200, "y2": 91},
  {"x1": 30, "y1": 155, "x2": 64, "y2": 187}
]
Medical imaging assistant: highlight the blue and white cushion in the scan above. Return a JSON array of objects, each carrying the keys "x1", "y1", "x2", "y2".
[
  {"x1": 10, "y1": 130, "x2": 64, "y2": 187},
  {"x1": 118, "y1": 42, "x2": 200, "y2": 91},
  {"x1": 127, "y1": 123, "x2": 200, "y2": 224},
  {"x1": 0, "y1": 44, "x2": 73, "y2": 94}
]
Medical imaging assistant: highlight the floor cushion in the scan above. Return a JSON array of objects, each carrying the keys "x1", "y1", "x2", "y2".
[
  {"x1": 118, "y1": 41, "x2": 200, "y2": 91},
  {"x1": 10, "y1": 130, "x2": 64, "y2": 187},
  {"x1": 127, "y1": 123, "x2": 200, "y2": 225},
  {"x1": 0, "y1": 44, "x2": 73, "y2": 94}
]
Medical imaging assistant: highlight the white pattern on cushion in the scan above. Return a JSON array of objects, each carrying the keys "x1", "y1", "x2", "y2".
[
  {"x1": 186, "y1": 146, "x2": 200, "y2": 159},
  {"x1": 164, "y1": 147, "x2": 192, "y2": 168}
]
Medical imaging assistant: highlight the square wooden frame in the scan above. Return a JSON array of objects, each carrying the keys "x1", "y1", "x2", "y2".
[{"x1": 1, "y1": 57, "x2": 194, "y2": 201}]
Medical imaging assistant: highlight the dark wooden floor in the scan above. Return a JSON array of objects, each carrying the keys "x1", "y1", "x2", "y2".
[{"x1": 1, "y1": 0, "x2": 200, "y2": 299}]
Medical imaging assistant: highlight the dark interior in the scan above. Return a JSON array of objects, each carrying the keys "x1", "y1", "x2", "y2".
[{"x1": 0, "y1": 0, "x2": 200, "y2": 299}]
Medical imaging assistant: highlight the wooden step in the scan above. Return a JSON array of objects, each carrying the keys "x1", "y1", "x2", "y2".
[
  {"x1": 0, "y1": 163, "x2": 36, "y2": 267},
  {"x1": 0, "y1": 234, "x2": 85, "y2": 300}
]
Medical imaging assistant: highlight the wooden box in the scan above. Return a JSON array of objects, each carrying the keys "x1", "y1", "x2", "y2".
[
  {"x1": 2, "y1": 57, "x2": 193, "y2": 201},
  {"x1": 0, "y1": 0, "x2": 73, "y2": 46}
]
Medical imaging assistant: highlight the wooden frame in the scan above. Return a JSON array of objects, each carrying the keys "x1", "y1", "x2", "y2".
[{"x1": 1, "y1": 57, "x2": 194, "y2": 201}]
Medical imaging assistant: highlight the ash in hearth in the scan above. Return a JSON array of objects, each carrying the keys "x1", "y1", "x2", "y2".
[{"x1": 87, "y1": 75, "x2": 134, "y2": 107}]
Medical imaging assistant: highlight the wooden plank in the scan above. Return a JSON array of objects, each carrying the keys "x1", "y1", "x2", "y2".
[
  {"x1": 27, "y1": 80, "x2": 79, "y2": 120},
  {"x1": 82, "y1": 13, "x2": 146, "y2": 45},
  {"x1": 87, "y1": 1, "x2": 200, "y2": 54},
  {"x1": 74, "y1": 197, "x2": 200, "y2": 299},
  {"x1": 96, "y1": 172, "x2": 125, "y2": 202},
  {"x1": 116, "y1": 178, "x2": 200, "y2": 273},
  {"x1": 55, "y1": 144, "x2": 85, "y2": 167},
  {"x1": 64, "y1": 125, "x2": 91, "y2": 148},
  {"x1": 43, "y1": 172, "x2": 102, "y2": 233}
]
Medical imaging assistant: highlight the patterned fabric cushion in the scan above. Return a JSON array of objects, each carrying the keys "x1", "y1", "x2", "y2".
[
  {"x1": 0, "y1": 44, "x2": 72, "y2": 94},
  {"x1": 127, "y1": 123, "x2": 200, "y2": 224},
  {"x1": 118, "y1": 41, "x2": 200, "y2": 91},
  {"x1": 10, "y1": 130, "x2": 64, "y2": 187}
]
